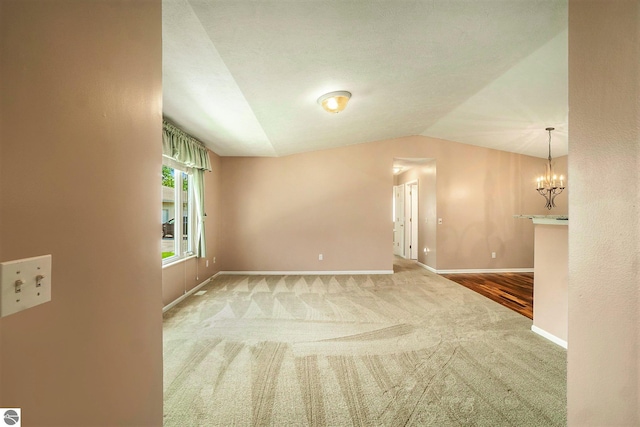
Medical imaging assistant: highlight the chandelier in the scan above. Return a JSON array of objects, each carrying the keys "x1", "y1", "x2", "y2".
[{"x1": 536, "y1": 127, "x2": 565, "y2": 210}]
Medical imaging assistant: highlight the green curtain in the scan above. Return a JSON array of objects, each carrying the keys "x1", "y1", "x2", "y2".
[
  {"x1": 162, "y1": 119, "x2": 210, "y2": 258},
  {"x1": 162, "y1": 120, "x2": 212, "y2": 171},
  {"x1": 192, "y1": 168, "x2": 206, "y2": 258}
]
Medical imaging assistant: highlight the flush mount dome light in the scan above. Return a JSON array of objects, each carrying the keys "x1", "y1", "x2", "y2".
[{"x1": 317, "y1": 91, "x2": 351, "y2": 114}]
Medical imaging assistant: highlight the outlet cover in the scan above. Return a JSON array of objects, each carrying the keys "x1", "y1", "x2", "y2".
[{"x1": 0, "y1": 254, "x2": 52, "y2": 317}]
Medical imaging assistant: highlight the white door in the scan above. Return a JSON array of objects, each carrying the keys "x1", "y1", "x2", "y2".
[{"x1": 393, "y1": 185, "x2": 405, "y2": 256}]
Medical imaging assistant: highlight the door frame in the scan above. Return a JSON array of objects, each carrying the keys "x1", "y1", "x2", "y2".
[
  {"x1": 404, "y1": 180, "x2": 418, "y2": 259},
  {"x1": 393, "y1": 184, "x2": 405, "y2": 256}
]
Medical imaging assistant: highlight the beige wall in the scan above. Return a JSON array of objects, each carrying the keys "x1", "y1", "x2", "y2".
[
  {"x1": 220, "y1": 142, "x2": 393, "y2": 271},
  {"x1": 533, "y1": 224, "x2": 568, "y2": 343},
  {"x1": 162, "y1": 150, "x2": 222, "y2": 306},
  {"x1": 423, "y1": 163, "x2": 437, "y2": 268},
  {"x1": 0, "y1": 1, "x2": 3, "y2": 402},
  {"x1": 0, "y1": 1, "x2": 163, "y2": 425},
  {"x1": 568, "y1": 0, "x2": 639, "y2": 425},
  {"x1": 436, "y1": 149, "x2": 567, "y2": 271},
  {"x1": 220, "y1": 136, "x2": 561, "y2": 272}
]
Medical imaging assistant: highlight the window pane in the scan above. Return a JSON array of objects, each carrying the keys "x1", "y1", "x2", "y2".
[
  {"x1": 161, "y1": 165, "x2": 193, "y2": 263},
  {"x1": 162, "y1": 166, "x2": 176, "y2": 260},
  {"x1": 181, "y1": 171, "x2": 190, "y2": 254}
]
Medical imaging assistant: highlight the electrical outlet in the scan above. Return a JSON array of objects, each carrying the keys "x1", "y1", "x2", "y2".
[
  {"x1": 213, "y1": 257, "x2": 216, "y2": 264},
  {"x1": 318, "y1": 254, "x2": 323, "y2": 261},
  {"x1": 438, "y1": 218, "x2": 443, "y2": 224},
  {"x1": 491, "y1": 252, "x2": 497, "y2": 259},
  {"x1": 206, "y1": 259, "x2": 209, "y2": 267},
  {"x1": 0, "y1": 255, "x2": 52, "y2": 317}
]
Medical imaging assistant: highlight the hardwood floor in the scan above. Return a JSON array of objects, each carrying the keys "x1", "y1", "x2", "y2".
[{"x1": 440, "y1": 272, "x2": 534, "y2": 319}]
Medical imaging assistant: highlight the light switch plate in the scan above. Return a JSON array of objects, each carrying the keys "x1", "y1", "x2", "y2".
[{"x1": 0, "y1": 254, "x2": 52, "y2": 317}]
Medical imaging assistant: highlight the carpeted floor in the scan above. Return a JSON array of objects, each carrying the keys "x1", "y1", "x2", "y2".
[{"x1": 163, "y1": 258, "x2": 566, "y2": 426}]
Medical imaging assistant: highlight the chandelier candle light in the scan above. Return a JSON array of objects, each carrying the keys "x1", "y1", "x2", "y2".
[{"x1": 536, "y1": 127, "x2": 565, "y2": 210}]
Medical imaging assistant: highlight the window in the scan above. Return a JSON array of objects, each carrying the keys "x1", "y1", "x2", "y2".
[
  {"x1": 162, "y1": 163, "x2": 195, "y2": 264},
  {"x1": 162, "y1": 120, "x2": 212, "y2": 259}
]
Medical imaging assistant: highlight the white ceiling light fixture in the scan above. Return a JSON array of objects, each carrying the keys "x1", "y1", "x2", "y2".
[{"x1": 317, "y1": 91, "x2": 351, "y2": 114}]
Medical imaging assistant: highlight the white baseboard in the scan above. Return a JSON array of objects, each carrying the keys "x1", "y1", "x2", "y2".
[
  {"x1": 436, "y1": 268, "x2": 534, "y2": 274},
  {"x1": 218, "y1": 270, "x2": 393, "y2": 276},
  {"x1": 414, "y1": 262, "x2": 532, "y2": 275},
  {"x1": 163, "y1": 272, "x2": 222, "y2": 314},
  {"x1": 416, "y1": 262, "x2": 437, "y2": 273},
  {"x1": 531, "y1": 325, "x2": 568, "y2": 349}
]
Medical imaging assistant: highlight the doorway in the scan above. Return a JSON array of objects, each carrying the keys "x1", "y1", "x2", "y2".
[
  {"x1": 393, "y1": 158, "x2": 436, "y2": 264},
  {"x1": 392, "y1": 179, "x2": 418, "y2": 260}
]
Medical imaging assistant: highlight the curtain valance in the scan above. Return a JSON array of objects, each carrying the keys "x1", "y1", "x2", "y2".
[{"x1": 162, "y1": 120, "x2": 212, "y2": 171}]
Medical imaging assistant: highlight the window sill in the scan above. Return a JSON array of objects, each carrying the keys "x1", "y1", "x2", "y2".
[{"x1": 162, "y1": 254, "x2": 197, "y2": 269}]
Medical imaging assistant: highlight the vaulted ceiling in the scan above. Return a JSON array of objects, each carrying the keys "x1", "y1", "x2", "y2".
[{"x1": 163, "y1": 1, "x2": 568, "y2": 159}]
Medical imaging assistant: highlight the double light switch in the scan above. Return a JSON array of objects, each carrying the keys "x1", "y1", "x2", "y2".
[{"x1": 0, "y1": 254, "x2": 52, "y2": 317}]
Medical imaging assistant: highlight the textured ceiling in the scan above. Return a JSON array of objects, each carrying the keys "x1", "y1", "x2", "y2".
[{"x1": 163, "y1": 1, "x2": 568, "y2": 159}]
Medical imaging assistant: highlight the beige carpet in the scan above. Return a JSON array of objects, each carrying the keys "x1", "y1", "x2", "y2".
[{"x1": 163, "y1": 258, "x2": 566, "y2": 426}]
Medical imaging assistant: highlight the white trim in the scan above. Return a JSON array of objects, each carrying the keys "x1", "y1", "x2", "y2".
[
  {"x1": 436, "y1": 268, "x2": 534, "y2": 274},
  {"x1": 416, "y1": 261, "x2": 437, "y2": 273},
  {"x1": 403, "y1": 262, "x2": 531, "y2": 275},
  {"x1": 218, "y1": 270, "x2": 393, "y2": 276},
  {"x1": 532, "y1": 218, "x2": 569, "y2": 226},
  {"x1": 531, "y1": 325, "x2": 568, "y2": 349},
  {"x1": 513, "y1": 215, "x2": 568, "y2": 226},
  {"x1": 162, "y1": 254, "x2": 197, "y2": 269},
  {"x1": 162, "y1": 272, "x2": 222, "y2": 313},
  {"x1": 409, "y1": 182, "x2": 419, "y2": 260}
]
